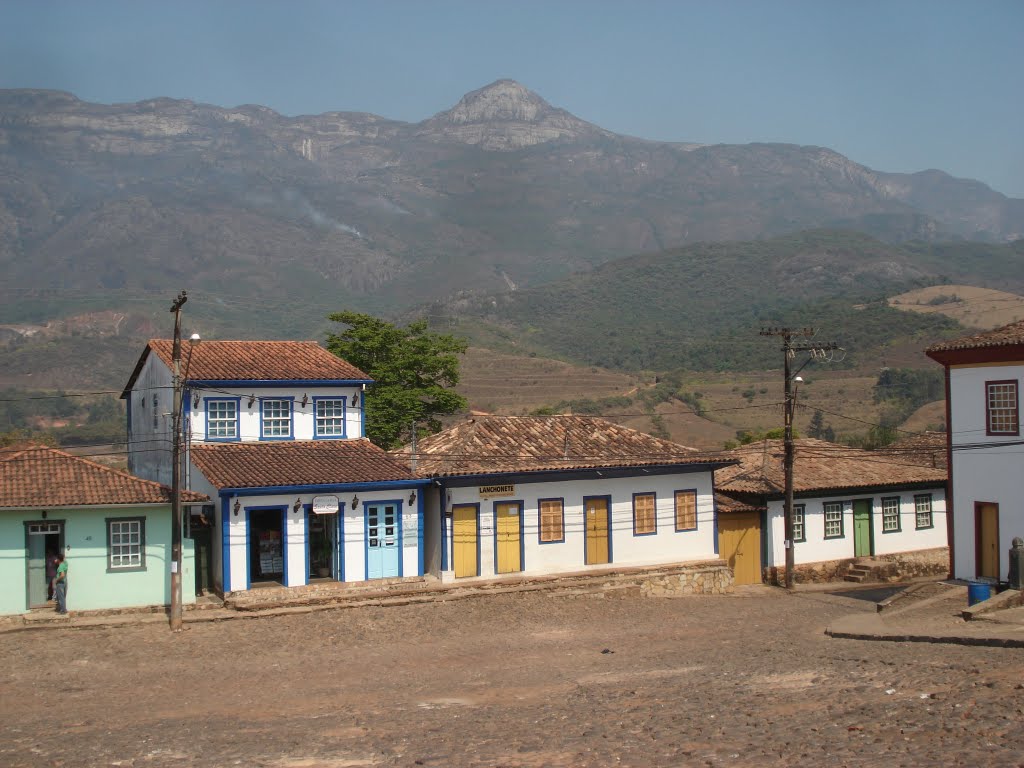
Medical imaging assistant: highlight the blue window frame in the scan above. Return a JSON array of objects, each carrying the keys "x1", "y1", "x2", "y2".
[
  {"x1": 633, "y1": 492, "x2": 657, "y2": 536},
  {"x1": 313, "y1": 396, "x2": 347, "y2": 438},
  {"x1": 205, "y1": 397, "x2": 241, "y2": 442},
  {"x1": 538, "y1": 498, "x2": 564, "y2": 543},
  {"x1": 260, "y1": 397, "x2": 294, "y2": 440}
]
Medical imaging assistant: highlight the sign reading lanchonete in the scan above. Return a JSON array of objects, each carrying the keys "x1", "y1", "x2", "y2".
[
  {"x1": 312, "y1": 495, "x2": 340, "y2": 515},
  {"x1": 478, "y1": 484, "x2": 515, "y2": 497}
]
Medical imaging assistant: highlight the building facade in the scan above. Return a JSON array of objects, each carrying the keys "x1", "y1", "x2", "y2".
[{"x1": 927, "y1": 320, "x2": 1024, "y2": 582}]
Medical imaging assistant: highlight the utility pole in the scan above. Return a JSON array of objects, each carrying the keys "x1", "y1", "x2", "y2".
[
  {"x1": 760, "y1": 328, "x2": 838, "y2": 591},
  {"x1": 169, "y1": 290, "x2": 187, "y2": 631}
]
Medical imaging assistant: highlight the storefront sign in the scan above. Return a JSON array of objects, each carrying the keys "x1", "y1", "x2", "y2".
[
  {"x1": 478, "y1": 484, "x2": 515, "y2": 498},
  {"x1": 312, "y1": 495, "x2": 340, "y2": 515}
]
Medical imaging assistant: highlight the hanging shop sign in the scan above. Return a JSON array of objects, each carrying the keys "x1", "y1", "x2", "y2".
[{"x1": 312, "y1": 495, "x2": 340, "y2": 515}]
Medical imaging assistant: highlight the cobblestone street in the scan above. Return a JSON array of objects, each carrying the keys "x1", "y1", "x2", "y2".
[{"x1": 2, "y1": 587, "x2": 1021, "y2": 767}]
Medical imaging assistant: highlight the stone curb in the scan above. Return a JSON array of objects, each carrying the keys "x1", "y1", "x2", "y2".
[{"x1": 826, "y1": 612, "x2": 1024, "y2": 649}]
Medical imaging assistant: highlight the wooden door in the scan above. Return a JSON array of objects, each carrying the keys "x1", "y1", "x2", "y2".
[
  {"x1": 718, "y1": 512, "x2": 762, "y2": 585},
  {"x1": 452, "y1": 504, "x2": 478, "y2": 578},
  {"x1": 853, "y1": 500, "x2": 873, "y2": 558},
  {"x1": 976, "y1": 503, "x2": 1000, "y2": 579},
  {"x1": 584, "y1": 497, "x2": 610, "y2": 565},
  {"x1": 495, "y1": 502, "x2": 522, "y2": 574},
  {"x1": 366, "y1": 503, "x2": 400, "y2": 579}
]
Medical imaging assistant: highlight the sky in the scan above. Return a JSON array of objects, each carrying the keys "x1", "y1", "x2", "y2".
[{"x1": 2, "y1": 0, "x2": 1022, "y2": 197}]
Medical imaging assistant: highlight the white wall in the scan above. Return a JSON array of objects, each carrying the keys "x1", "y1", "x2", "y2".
[
  {"x1": 441, "y1": 471, "x2": 717, "y2": 580},
  {"x1": 948, "y1": 362, "x2": 1024, "y2": 580},
  {"x1": 764, "y1": 487, "x2": 947, "y2": 567},
  {"x1": 218, "y1": 488, "x2": 420, "y2": 592},
  {"x1": 188, "y1": 385, "x2": 364, "y2": 443}
]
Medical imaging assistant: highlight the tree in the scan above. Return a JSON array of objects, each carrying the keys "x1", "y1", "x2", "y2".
[{"x1": 326, "y1": 311, "x2": 468, "y2": 450}]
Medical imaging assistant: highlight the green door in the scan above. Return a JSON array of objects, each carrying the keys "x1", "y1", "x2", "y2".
[{"x1": 853, "y1": 500, "x2": 873, "y2": 557}]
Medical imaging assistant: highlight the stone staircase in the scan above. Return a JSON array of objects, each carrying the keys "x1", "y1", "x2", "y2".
[{"x1": 844, "y1": 558, "x2": 898, "y2": 584}]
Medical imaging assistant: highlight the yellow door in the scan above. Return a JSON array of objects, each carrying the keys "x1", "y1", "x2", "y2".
[
  {"x1": 585, "y1": 498, "x2": 610, "y2": 565},
  {"x1": 977, "y1": 503, "x2": 1000, "y2": 580},
  {"x1": 718, "y1": 512, "x2": 762, "y2": 585},
  {"x1": 495, "y1": 502, "x2": 522, "y2": 574},
  {"x1": 452, "y1": 504, "x2": 478, "y2": 578}
]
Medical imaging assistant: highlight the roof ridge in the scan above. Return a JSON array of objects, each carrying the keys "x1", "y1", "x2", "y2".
[{"x1": 37, "y1": 444, "x2": 186, "y2": 493}]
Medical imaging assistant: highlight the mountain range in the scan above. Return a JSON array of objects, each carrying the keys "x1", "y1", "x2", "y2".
[{"x1": 2, "y1": 78, "x2": 1023, "y2": 327}]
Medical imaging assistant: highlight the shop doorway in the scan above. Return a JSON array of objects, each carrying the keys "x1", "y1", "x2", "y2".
[
  {"x1": 495, "y1": 501, "x2": 523, "y2": 574},
  {"x1": 188, "y1": 507, "x2": 215, "y2": 596},
  {"x1": 365, "y1": 502, "x2": 400, "y2": 579},
  {"x1": 452, "y1": 504, "x2": 478, "y2": 578},
  {"x1": 584, "y1": 496, "x2": 611, "y2": 566},
  {"x1": 248, "y1": 507, "x2": 286, "y2": 585},
  {"x1": 308, "y1": 512, "x2": 338, "y2": 580},
  {"x1": 25, "y1": 521, "x2": 63, "y2": 609}
]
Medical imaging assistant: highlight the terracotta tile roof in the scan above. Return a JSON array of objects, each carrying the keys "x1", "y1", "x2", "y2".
[
  {"x1": 715, "y1": 491, "x2": 766, "y2": 514},
  {"x1": 715, "y1": 438, "x2": 947, "y2": 496},
  {"x1": 190, "y1": 439, "x2": 418, "y2": 489},
  {"x1": 926, "y1": 319, "x2": 1024, "y2": 353},
  {"x1": 0, "y1": 445, "x2": 207, "y2": 508},
  {"x1": 122, "y1": 340, "x2": 370, "y2": 395},
  {"x1": 405, "y1": 415, "x2": 727, "y2": 478},
  {"x1": 881, "y1": 431, "x2": 948, "y2": 471}
]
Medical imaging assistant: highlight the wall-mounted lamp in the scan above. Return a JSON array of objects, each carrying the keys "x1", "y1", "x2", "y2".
[
  {"x1": 301, "y1": 393, "x2": 309, "y2": 408},
  {"x1": 352, "y1": 393, "x2": 359, "y2": 407},
  {"x1": 233, "y1": 499, "x2": 241, "y2": 517},
  {"x1": 351, "y1": 495, "x2": 360, "y2": 510},
  {"x1": 248, "y1": 395, "x2": 256, "y2": 409},
  {"x1": 41, "y1": 509, "x2": 47, "y2": 520},
  {"x1": 408, "y1": 490, "x2": 417, "y2": 505},
  {"x1": 193, "y1": 393, "x2": 201, "y2": 409},
  {"x1": 293, "y1": 498, "x2": 302, "y2": 514}
]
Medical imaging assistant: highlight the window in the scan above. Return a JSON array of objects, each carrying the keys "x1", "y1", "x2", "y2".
[
  {"x1": 315, "y1": 398, "x2": 347, "y2": 437},
  {"x1": 107, "y1": 517, "x2": 145, "y2": 571},
  {"x1": 539, "y1": 499, "x2": 564, "y2": 543},
  {"x1": 824, "y1": 502, "x2": 844, "y2": 538},
  {"x1": 986, "y1": 380, "x2": 1019, "y2": 436},
  {"x1": 206, "y1": 399, "x2": 238, "y2": 440},
  {"x1": 261, "y1": 398, "x2": 293, "y2": 439},
  {"x1": 633, "y1": 493, "x2": 657, "y2": 535},
  {"x1": 674, "y1": 490, "x2": 697, "y2": 531},
  {"x1": 792, "y1": 504, "x2": 806, "y2": 542},
  {"x1": 915, "y1": 494, "x2": 934, "y2": 529},
  {"x1": 882, "y1": 497, "x2": 901, "y2": 532}
]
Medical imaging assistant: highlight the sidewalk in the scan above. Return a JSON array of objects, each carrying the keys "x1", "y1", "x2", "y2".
[{"x1": 826, "y1": 581, "x2": 1024, "y2": 648}]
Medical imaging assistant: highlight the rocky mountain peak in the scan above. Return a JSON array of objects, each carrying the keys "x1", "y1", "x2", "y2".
[
  {"x1": 418, "y1": 79, "x2": 604, "y2": 150},
  {"x1": 441, "y1": 79, "x2": 553, "y2": 125}
]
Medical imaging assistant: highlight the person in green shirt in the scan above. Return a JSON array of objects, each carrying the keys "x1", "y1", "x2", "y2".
[{"x1": 53, "y1": 553, "x2": 68, "y2": 615}]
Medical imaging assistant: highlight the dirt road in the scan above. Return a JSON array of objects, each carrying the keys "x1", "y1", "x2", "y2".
[{"x1": 2, "y1": 588, "x2": 1021, "y2": 767}]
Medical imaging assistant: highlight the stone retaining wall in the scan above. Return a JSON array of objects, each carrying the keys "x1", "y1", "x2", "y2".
[
  {"x1": 639, "y1": 563, "x2": 734, "y2": 596},
  {"x1": 763, "y1": 547, "x2": 949, "y2": 585}
]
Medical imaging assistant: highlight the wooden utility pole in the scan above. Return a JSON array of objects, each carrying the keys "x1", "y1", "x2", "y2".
[
  {"x1": 760, "y1": 328, "x2": 837, "y2": 590},
  {"x1": 169, "y1": 290, "x2": 187, "y2": 631}
]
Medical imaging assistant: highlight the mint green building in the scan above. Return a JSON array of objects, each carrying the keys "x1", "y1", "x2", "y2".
[{"x1": 0, "y1": 445, "x2": 207, "y2": 616}]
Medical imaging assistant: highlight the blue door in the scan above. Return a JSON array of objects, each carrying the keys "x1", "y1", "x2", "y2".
[{"x1": 366, "y1": 503, "x2": 400, "y2": 579}]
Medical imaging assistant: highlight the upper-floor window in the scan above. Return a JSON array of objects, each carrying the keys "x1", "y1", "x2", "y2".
[
  {"x1": 986, "y1": 380, "x2": 1019, "y2": 436},
  {"x1": 206, "y1": 399, "x2": 239, "y2": 440},
  {"x1": 674, "y1": 490, "x2": 697, "y2": 531},
  {"x1": 261, "y1": 398, "x2": 293, "y2": 439},
  {"x1": 314, "y1": 397, "x2": 347, "y2": 438}
]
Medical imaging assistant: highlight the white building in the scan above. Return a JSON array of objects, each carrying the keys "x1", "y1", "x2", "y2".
[
  {"x1": 122, "y1": 340, "x2": 429, "y2": 595},
  {"x1": 927, "y1": 320, "x2": 1024, "y2": 582},
  {"x1": 716, "y1": 439, "x2": 949, "y2": 584},
  {"x1": 408, "y1": 415, "x2": 733, "y2": 581}
]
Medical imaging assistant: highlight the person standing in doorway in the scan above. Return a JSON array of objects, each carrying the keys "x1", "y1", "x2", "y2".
[
  {"x1": 53, "y1": 552, "x2": 68, "y2": 615},
  {"x1": 45, "y1": 549, "x2": 58, "y2": 601}
]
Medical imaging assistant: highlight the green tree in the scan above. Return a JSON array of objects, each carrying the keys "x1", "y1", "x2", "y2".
[{"x1": 326, "y1": 311, "x2": 468, "y2": 450}]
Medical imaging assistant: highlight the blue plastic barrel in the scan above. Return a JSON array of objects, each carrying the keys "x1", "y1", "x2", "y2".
[{"x1": 967, "y1": 581, "x2": 992, "y2": 606}]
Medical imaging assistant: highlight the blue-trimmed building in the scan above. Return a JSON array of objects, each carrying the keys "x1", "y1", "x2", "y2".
[
  {"x1": 121, "y1": 340, "x2": 429, "y2": 595},
  {"x1": 408, "y1": 415, "x2": 733, "y2": 582}
]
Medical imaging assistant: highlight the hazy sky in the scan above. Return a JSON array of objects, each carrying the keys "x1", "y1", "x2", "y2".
[{"x1": 3, "y1": 0, "x2": 1022, "y2": 196}]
